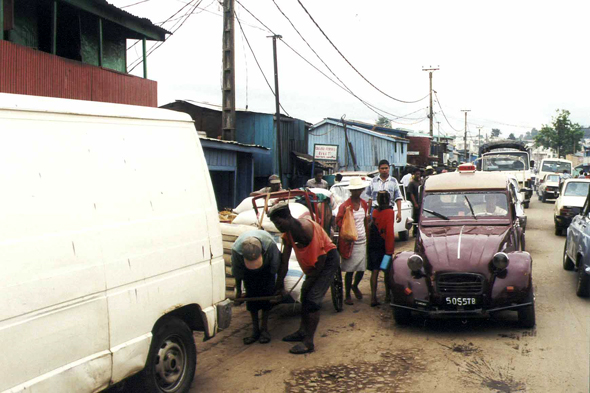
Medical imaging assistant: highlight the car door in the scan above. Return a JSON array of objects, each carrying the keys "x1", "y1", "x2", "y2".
[{"x1": 570, "y1": 195, "x2": 590, "y2": 259}]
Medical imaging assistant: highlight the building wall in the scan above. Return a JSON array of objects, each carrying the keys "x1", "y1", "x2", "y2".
[
  {"x1": 0, "y1": 40, "x2": 157, "y2": 106},
  {"x1": 308, "y1": 122, "x2": 407, "y2": 172},
  {"x1": 407, "y1": 136, "x2": 431, "y2": 167}
]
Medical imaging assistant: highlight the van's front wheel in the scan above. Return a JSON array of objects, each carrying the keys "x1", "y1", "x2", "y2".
[{"x1": 140, "y1": 317, "x2": 196, "y2": 393}]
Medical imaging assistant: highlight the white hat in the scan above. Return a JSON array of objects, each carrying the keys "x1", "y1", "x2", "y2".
[{"x1": 347, "y1": 177, "x2": 369, "y2": 190}]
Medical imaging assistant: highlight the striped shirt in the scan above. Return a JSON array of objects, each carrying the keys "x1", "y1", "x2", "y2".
[{"x1": 365, "y1": 175, "x2": 402, "y2": 207}]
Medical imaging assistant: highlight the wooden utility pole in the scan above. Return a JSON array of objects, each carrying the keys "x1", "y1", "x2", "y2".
[
  {"x1": 270, "y1": 34, "x2": 283, "y2": 183},
  {"x1": 477, "y1": 126, "x2": 483, "y2": 155},
  {"x1": 422, "y1": 67, "x2": 439, "y2": 137},
  {"x1": 221, "y1": 0, "x2": 236, "y2": 141},
  {"x1": 437, "y1": 121, "x2": 441, "y2": 140},
  {"x1": 461, "y1": 109, "x2": 471, "y2": 162}
]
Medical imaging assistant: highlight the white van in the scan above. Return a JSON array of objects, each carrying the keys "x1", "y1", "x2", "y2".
[
  {"x1": 0, "y1": 93, "x2": 231, "y2": 393},
  {"x1": 537, "y1": 158, "x2": 573, "y2": 188}
]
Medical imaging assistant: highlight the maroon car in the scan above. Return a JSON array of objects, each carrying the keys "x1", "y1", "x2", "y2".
[{"x1": 390, "y1": 164, "x2": 535, "y2": 327}]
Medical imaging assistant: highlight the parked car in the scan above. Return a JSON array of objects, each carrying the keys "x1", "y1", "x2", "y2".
[
  {"x1": 536, "y1": 158, "x2": 572, "y2": 188},
  {"x1": 390, "y1": 163, "x2": 534, "y2": 327},
  {"x1": 562, "y1": 190, "x2": 590, "y2": 297},
  {"x1": 554, "y1": 179, "x2": 590, "y2": 236},
  {"x1": 0, "y1": 93, "x2": 231, "y2": 393},
  {"x1": 537, "y1": 173, "x2": 561, "y2": 202}
]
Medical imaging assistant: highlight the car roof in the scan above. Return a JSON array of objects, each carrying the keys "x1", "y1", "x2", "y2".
[
  {"x1": 424, "y1": 171, "x2": 509, "y2": 192},
  {"x1": 564, "y1": 178, "x2": 590, "y2": 184},
  {"x1": 541, "y1": 158, "x2": 571, "y2": 163}
]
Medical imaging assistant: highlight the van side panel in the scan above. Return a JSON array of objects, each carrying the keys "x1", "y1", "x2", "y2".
[
  {"x1": 83, "y1": 119, "x2": 217, "y2": 383},
  {"x1": 0, "y1": 113, "x2": 111, "y2": 391}
]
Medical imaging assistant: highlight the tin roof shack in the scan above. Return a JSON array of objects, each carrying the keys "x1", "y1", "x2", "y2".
[
  {"x1": 0, "y1": 0, "x2": 168, "y2": 106},
  {"x1": 199, "y1": 135, "x2": 269, "y2": 210},
  {"x1": 161, "y1": 100, "x2": 312, "y2": 189},
  {"x1": 308, "y1": 119, "x2": 408, "y2": 174}
]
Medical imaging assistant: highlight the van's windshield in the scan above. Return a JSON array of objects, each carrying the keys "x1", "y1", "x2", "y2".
[
  {"x1": 482, "y1": 152, "x2": 529, "y2": 171},
  {"x1": 542, "y1": 160, "x2": 571, "y2": 173},
  {"x1": 564, "y1": 182, "x2": 590, "y2": 197},
  {"x1": 423, "y1": 192, "x2": 509, "y2": 219}
]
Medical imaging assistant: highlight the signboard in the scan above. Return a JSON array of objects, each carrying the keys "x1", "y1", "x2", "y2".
[
  {"x1": 313, "y1": 144, "x2": 339, "y2": 161},
  {"x1": 407, "y1": 151, "x2": 420, "y2": 156}
]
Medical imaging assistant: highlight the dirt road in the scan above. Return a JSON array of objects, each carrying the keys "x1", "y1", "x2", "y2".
[{"x1": 188, "y1": 197, "x2": 588, "y2": 393}]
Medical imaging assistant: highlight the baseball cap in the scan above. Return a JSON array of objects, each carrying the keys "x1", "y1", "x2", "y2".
[{"x1": 269, "y1": 174, "x2": 281, "y2": 184}]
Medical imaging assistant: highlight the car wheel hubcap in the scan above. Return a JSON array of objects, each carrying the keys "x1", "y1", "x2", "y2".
[{"x1": 154, "y1": 336, "x2": 186, "y2": 391}]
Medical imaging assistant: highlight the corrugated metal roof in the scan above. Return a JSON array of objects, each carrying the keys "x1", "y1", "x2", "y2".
[
  {"x1": 311, "y1": 118, "x2": 409, "y2": 143},
  {"x1": 199, "y1": 136, "x2": 269, "y2": 151}
]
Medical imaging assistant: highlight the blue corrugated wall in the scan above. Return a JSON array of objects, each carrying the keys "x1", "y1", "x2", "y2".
[{"x1": 308, "y1": 122, "x2": 408, "y2": 171}]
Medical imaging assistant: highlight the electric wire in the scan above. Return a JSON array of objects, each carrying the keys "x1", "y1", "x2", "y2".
[
  {"x1": 434, "y1": 92, "x2": 464, "y2": 132},
  {"x1": 121, "y1": 0, "x2": 151, "y2": 8},
  {"x1": 128, "y1": 0, "x2": 202, "y2": 72},
  {"x1": 295, "y1": 0, "x2": 428, "y2": 104},
  {"x1": 235, "y1": 11, "x2": 290, "y2": 116}
]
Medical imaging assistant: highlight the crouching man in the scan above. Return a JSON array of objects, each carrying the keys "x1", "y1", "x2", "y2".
[
  {"x1": 231, "y1": 230, "x2": 281, "y2": 345},
  {"x1": 268, "y1": 202, "x2": 340, "y2": 354}
]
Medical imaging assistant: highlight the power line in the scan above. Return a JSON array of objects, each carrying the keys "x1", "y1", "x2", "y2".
[
  {"x1": 295, "y1": 0, "x2": 428, "y2": 104},
  {"x1": 128, "y1": 0, "x2": 202, "y2": 72},
  {"x1": 235, "y1": 11, "x2": 290, "y2": 116},
  {"x1": 434, "y1": 92, "x2": 464, "y2": 132},
  {"x1": 121, "y1": 0, "x2": 151, "y2": 8},
  {"x1": 157, "y1": 0, "x2": 218, "y2": 24}
]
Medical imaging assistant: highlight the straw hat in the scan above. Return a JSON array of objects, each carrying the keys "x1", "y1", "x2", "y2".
[{"x1": 347, "y1": 177, "x2": 369, "y2": 190}]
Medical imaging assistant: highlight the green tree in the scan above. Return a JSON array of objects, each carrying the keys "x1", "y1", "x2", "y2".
[
  {"x1": 491, "y1": 128, "x2": 501, "y2": 138},
  {"x1": 530, "y1": 128, "x2": 539, "y2": 137},
  {"x1": 534, "y1": 109, "x2": 583, "y2": 158},
  {"x1": 375, "y1": 115, "x2": 392, "y2": 128},
  {"x1": 508, "y1": 133, "x2": 516, "y2": 140}
]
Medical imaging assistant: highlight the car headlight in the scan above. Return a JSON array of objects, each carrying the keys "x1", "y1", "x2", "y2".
[
  {"x1": 492, "y1": 252, "x2": 509, "y2": 270},
  {"x1": 408, "y1": 255, "x2": 424, "y2": 271}
]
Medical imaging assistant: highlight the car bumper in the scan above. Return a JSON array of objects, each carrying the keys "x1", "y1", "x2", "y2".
[
  {"x1": 390, "y1": 302, "x2": 533, "y2": 317},
  {"x1": 555, "y1": 215, "x2": 574, "y2": 228},
  {"x1": 544, "y1": 190, "x2": 558, "y2": 198},
  {"x1": 216, "y1": 298, "x2": 233, "y2": 330}
]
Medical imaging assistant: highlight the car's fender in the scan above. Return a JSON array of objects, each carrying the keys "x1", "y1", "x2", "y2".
[
  {"x1": 491, "y1": 251, "x2": 533, "y2": 304},
  {"x1": 390, "y1": 252, "x2": 429, "y2": 306}
]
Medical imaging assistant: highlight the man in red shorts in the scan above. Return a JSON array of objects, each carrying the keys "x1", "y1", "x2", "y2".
[{"x1": 268, "y1": 202, "x2": 340, "y2": 354}]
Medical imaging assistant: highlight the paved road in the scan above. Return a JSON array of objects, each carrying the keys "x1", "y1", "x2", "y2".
[{"x1": 187, "y1": 197, "x2": 588, "y2": 393}]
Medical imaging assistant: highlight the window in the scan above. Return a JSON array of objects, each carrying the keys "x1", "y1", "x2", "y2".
[{"x1": 423, "y1": 192, "x2": 509, "y2": 219}]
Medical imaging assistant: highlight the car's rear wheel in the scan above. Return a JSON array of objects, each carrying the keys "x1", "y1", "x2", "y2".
[
  {"x1": 563, "y1": 242, "x2": 575, "y2": 271},
  {"x1": 523, "y1": 201, "x2": 530, "y2": 209},
  {"x1": 554, "y1": 226, "x2": 562, "y2": 236},
  {"x1": 137, "y1": 317, "x2": 196, "y2": 393},
  {"x1": 518, "y1": 287, "x2": 535, "y2": 328},
  {"x1": 398, "y1": 230, "x2": 409, "y2": 241},
  {"x1": 541, "y1": 193, "x2": 547, "y2": 203},
  {"x1": 393, "y1": 307, "x2": 411, "y2": 325},
  {"x1": 576, "y1": 262, "x2": 590, "y2": 298}
]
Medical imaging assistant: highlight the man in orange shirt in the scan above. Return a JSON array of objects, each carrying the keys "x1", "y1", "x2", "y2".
[{"x1": 269, "y1": 202, "x2": 340, "y2": 354}]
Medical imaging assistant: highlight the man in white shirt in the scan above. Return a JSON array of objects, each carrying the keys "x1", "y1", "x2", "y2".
[{"x1": 400, "y1": 169, "x2": 413, "y2": 188}]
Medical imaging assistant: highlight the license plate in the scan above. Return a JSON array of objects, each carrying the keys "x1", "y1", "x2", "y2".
[{"x1": 445, "y1": 297, "x2": 478, "y2": 306}]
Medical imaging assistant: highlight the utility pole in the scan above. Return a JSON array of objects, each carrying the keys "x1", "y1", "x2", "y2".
[
  {"x1": 422, "y1": 66, "x2": 439, "y2": 137},
  {"x1": 477, "y1": 126, "x2": 483, "y2": 156},
  {"x1": 437, "y1": 121, "x2": 441, "y2": 140},
  {"x1": 461, "y1": 109, "x2": 471, "y2": 162},
  {"x1": 221, "y1": 0, "x2": 236, "y2": 141},
  {"x1": 270, "y1": 34, "x2": 283, "y2": 184}
]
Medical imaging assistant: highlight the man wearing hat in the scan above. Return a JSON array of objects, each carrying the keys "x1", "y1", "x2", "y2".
[
  {"x1": 335, "y1": 177, "x2": 369, "y2": 305},
  {"x1": 251, "y1": 174, "x2": 282, "y2": 195},
  {"x1": 268, "y1": 202, "x2": 340, "y2": 354},
  {"x1": 231, "y1": 230, "x2": 281, "y2": 344}
]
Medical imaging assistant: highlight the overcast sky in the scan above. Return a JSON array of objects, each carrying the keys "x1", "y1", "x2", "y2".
[{"x1": 112, "y1": 0, "x2": 590, "y2": 141}]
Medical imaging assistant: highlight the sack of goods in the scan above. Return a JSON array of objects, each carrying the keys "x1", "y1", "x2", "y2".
[{"x1": 340, "y1": 206, "x2": 358, "y2": 242}]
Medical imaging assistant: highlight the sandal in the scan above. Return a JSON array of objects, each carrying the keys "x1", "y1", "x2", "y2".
[
  {"x1": 243, "y1": 333, "x2": 260, "y2": 345},
  {"x1": 345, "y1": 298, "x2": 354, "y2": 306},
  {"x1": 259, "y1": 330, "x2": 271, "y2": 344},
  {"x1": 370, "y1": 300, "x2": 381, "y2": 307},
  {"x1": 352, "y1": 287, "x2": 363, "y2": 300},
  {"x1": 289, "y1": 343, "x2": 314, "y2": 355},
  {"x1": 282, "y1": 331, "x2": 306, "y2": 342}
]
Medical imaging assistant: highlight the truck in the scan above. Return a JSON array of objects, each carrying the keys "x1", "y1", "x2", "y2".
[{"x1": 476, "y1": 141, "x2": 534, "y2": 208}]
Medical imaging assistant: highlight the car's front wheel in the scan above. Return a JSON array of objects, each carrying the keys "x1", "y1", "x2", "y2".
[
  {"x1": 518, "y1": 288, "x2": 535, "y2": 328},
  {"x1": 398, "y1": 230, "x2": 409, "y2": 241},
  {"x1": 393, "y1": 307, "x2": 411, "y2": 325},
  {"x1": 137, "y1": 317, "x2": 197, "y2": 393}
]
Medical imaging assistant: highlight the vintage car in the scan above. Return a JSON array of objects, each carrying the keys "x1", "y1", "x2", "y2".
[
  {"x1": 390, "y1": 163, "x2": 535, "y2": 327},
  {"x1": 537, "y1": 173, "x2": 561, "y2": 202},
  {"x1": 554, "y1": 179, "x2": 590, "y2": 236},
  {"x1": 562, "y1": 188, "x2": 590, "y2": 297},
  {"x1": 507, "y1": 175, "x2": 527, "y2": 231}
]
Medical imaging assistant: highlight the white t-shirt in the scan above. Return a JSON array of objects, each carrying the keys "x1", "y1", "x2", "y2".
[
  {"x1": 401, "y1": 173, "x2": 412, "y2": 188},
  {"x1": 353, "y1": 205, "x2": 366, "y2": 244}
]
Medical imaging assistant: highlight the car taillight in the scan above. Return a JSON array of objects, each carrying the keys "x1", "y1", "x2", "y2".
[
  {"x1": 560, "y1": 207, "x2": 574, "y2": 216},
  {"x1": 540, "y1": 179, "x2": 544, "y2": 183}
]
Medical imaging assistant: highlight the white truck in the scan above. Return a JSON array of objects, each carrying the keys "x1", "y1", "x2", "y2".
[
  {"x1": 0, "y1": 93, "x2": 231, "y2": 393},
  {"x1": 476, "y1": 141, "x2": 534, "y2": 208}
]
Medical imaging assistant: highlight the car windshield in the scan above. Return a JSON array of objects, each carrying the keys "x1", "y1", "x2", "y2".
[
  {"x1": 423, "y1": 192, "x2": 509, "y2": 219},
  {"x1": 564, "y1": 182, "x2": 590, "y2": 197},
  {"x1": 546, "y1": 175, "x2": 560, "y2": 183},
  {"x1": 482, "y1": 152, "x2": 529, "y2": 171},
  {"x1": 542, "y1": 160, "x2": 571, "y2": 173}
]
